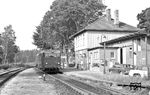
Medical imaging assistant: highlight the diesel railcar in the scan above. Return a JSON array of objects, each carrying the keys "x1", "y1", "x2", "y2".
[{"x1": 36, "y1": 50, "x2": 61, "y2": 74}]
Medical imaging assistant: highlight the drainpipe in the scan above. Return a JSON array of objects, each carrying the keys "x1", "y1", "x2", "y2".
[
  {"x1": 103, "y1": 42, "x2": 106, "y2": 74},
  {"x1": 132, "y1": 40, "x2": 134, "y2": 66}
]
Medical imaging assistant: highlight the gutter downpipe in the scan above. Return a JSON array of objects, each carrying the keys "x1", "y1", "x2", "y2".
[{"x1": 103, "y1": 42, "x2": 106, "y2": 74}]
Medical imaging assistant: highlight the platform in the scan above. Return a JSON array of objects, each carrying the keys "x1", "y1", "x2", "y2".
[{"x1": 0, "y1": 68, "x2": 57, "y2": 95}]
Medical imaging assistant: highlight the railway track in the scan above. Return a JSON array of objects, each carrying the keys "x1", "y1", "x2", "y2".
[
  {"x1": 0, "y1": 68, "x2": 25, "y2": 87},
  {"x1": 46, "y1": 73, "x2": 129, "y2": 95}
]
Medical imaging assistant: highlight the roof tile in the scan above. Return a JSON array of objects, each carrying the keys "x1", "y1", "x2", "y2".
[{"x1": 84, "y1": 17, "x2": 139, "y2": 31}]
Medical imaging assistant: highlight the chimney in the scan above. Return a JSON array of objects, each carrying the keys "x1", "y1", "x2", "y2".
[
  {"x1": 106, "y1": 9, "x2": 111, "y2": 22},
  {"x1": 102, "y1": 0, "x2": 106, "y2": 5},
  {"x1": 114, "y1": 10, "x2": 119, "y2": 26}
]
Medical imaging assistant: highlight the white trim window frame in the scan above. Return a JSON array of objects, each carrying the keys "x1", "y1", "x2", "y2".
[{"x1": 110, "y1": 51, "x2": 115, "y2": 59}]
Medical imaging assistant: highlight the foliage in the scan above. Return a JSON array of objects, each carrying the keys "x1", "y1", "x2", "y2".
[
  {"x1": 0, "y1": 25, "x2": 19, "y2": 64},
  {"x1": 33, "y1": 0, "x2": 106, "y2": 50},
  {"x1": 137, "y1": 7, "x2": 150, "y2": 32},
  {"x1": 15, "y1": 49, "x2": 39, "y2": 63},
  {"x1": 33, "y1": 26, "x2": 44, "y2": 49},
  {"x1": 0, "y1": 43, "x2": 3, "y2": 64},
  {"x1": 0, "y1": 64, "x2": 11, "y2": 70},
  {"x1": 33, "y1": 0, "x2": 106, "y2": 67}
]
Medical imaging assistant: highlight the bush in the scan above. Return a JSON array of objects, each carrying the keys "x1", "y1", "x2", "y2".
[
  {"x1": 92, "y1": 63, "x2": 99, "y2": 67},
  {"x1": 13, "y1": 63, "x2": 32, "y2": 68},
  {"x1": 68, "y1": 63, "x2": 75, "y2": 67},
  {"x1": 0, "y1": 64, "x2": 11, "y2": 70}
]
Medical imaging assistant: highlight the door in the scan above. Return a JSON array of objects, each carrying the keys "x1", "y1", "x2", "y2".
[{"x1": 120, "y1": 48, "x2": 123, "y2": 64}]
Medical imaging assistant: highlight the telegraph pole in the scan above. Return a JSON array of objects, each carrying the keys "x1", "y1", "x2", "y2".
[{"x1": 102, "y1": 35, "x2": 107, "y2": 74}]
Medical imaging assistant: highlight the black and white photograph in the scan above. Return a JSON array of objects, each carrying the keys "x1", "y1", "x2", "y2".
[{"x1": 0, "y1": 0, "x2": 150, "y2": 95}]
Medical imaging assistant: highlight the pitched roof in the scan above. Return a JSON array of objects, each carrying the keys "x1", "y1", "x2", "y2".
[
  {"x1": 70, "y1": 16, "x2": 140, "y2": 38},
  {"x1": 100, "y1": 31, "x2": 147, "y2": 45},
  {"x1": 85, "y1": 17, "x2": 139, "y2": 31}
]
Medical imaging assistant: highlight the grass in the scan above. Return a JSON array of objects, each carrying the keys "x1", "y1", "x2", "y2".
[{"x1": 78, "y1": 71, "x2": 150, "y2": 85}]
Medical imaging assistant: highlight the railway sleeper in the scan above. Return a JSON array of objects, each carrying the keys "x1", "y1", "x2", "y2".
[
  {"x1": 51, "y1": 76, "x2": 97, "y2": 95},
  {"x1": 65, "y1": 75, "x2": 130, "y2": 94},
  {"x1": 55, "y1": 79, "x2": 84, "y2": 95}
]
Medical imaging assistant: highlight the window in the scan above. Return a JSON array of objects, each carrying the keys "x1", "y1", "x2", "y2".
[
  {"x1": 97, "y1": 36, "x2": 100, "y2": 45},
  {"x1": 101, "y1": 35, "x2": 108, "y2": 42},
  {"x1": 83, "y1": 34, "x2": 84, "y2": 46},
  {"x1": 129, "y1": 47, "x2": 133, "y2": 58},
  {"x1": 98, "y1": 34, "x2": 101, "y2": 42},
  {"x1": 137, "y1": 38, "x2": 141, "y2": 45},
  {"x1": 76, "y1": 37, "x2": 78, "y2": 48},
  {"x1": 137, "y1": 38, "x2": 141, "y2": 51},
  {"x1": 110, "y1": 52, "x2": 115, "y2": 59},
  {"x1": 94, "y1": 52, "x2": 98, "y2": 59},
  {"x1": 90, "y1": 52, "x2": 92, "y2": 59}
]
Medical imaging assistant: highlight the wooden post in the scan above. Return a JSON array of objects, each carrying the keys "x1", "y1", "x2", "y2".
[
  {"x1": 43, "y1": 73, "x2": 46, "y2": 81},
  {"x1": 145, "y1": 36, "x2": 150, "y2": 79}
]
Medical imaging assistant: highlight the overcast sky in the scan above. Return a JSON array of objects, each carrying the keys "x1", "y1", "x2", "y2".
[{"x1": 0, "y1": 0, "x2": 150, "y2": 50}]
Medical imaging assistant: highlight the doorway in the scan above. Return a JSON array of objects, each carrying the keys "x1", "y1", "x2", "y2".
[{"x1": 120, "y1": 48, "x2": 123, "y2": 64}]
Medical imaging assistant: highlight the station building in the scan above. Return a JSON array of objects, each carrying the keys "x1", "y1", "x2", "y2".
[
  {"x1": 70, "y1": 9, "x2": 140, "y2": 70},
  {"x1": 100, "y1": 32, "x2": 150, "y2": 68}
]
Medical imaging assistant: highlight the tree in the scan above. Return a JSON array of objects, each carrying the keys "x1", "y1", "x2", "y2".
[
  {"x1": 48, "y1": 0, "x2": 105, "y2": 49},
  {"x1": 33, "y1": 0, "x2": 106, "y2": 49},
  {"x1": 0, "y1": 34, "x2": 4, "y2": 64},
  {"x1": 33, "y1": 0, "x2": 106, "y2": 66},
  {"x1": 33, "y1": 26, "x2": 44, "y2": 49},
  {"x1": 1, "y1": 25, "x2": 19, "y2": 64},
  {"x1": 137, "y1": 7, "x2": 150, "y2": 32},
  {"x1": 15, "y1": 49, "x2": 39, "y2": 63}
]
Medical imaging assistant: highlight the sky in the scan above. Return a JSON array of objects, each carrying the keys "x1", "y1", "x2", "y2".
[{"x1": 0, "y1": 0, "x2": 150, "y2": 50}]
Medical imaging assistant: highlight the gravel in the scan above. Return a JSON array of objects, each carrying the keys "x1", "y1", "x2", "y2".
[{"x1": 45, "y1": 75, "x2": 82, "y2": 95}]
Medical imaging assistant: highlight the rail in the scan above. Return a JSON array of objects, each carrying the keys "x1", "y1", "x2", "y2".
[
  {"x1": 0, "y1": 68, "x2": 25, "y2": 87},
  {"x1": 48, "y1": 74, "x2": 129, "y2": 95},
  {"x1": 0, "y1": 68, "x2": 21, "y2": 76}
]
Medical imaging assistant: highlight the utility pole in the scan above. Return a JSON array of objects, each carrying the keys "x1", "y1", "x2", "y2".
[{"x1": 102, "y1": 35, "x2": 107, "y2": 74}]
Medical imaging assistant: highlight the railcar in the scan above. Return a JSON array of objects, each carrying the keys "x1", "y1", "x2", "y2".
[{"x1": 36, "y1": 50, "x2": 61, "y2": 74}]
